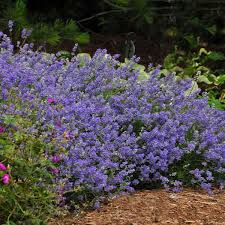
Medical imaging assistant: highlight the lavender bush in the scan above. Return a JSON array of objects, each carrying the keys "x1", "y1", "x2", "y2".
[{"x1": 0, "y1": 27, "x2": 225, "y2": 217}]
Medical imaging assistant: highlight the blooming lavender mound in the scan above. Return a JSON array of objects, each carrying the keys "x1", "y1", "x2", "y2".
[{"x1": 0, "y1": 31, "x2": 225, "y2": 206}]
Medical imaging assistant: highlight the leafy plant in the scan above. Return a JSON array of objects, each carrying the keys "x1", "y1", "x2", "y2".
[
  {"x1": 1, "y1": 0, "x2": 90, "y2": 46},
  {"x1": 163, "y1": 47, "x2": 225, "y2": 109},
  {"x1": 0, "y1": 114, "x2": 58, "y2": 224},
  {"x1": 0, "y1": 0, "x2": 28, "y2": 30}
]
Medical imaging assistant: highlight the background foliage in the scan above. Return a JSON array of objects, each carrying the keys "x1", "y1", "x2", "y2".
[{"x1": 0, "y1": 0, "x2": 90, "y2": 46}]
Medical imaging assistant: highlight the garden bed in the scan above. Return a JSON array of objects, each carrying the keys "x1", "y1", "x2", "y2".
[
  {"x1": 0, "y1": 27, "x2": 225, "y2": 224},
  {"x1": 50, "y1": 188, "x2": 225, "y2": 225}
]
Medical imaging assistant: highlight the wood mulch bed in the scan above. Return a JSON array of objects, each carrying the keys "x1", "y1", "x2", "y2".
[{"x1": 49, "y1": 188, "x2": 225, "y2": 225}]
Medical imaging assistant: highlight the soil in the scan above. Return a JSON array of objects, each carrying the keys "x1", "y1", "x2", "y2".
[{"x1": 50, "y1": 188, "x2": 225, "y2": 225}]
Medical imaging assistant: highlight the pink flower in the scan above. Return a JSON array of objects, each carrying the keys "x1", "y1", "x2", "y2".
[
  {"x1": 0, "y1": 163, "x2": 7, "y2": 171},
  {"x1": 0, "y1": 126, "x2": 5, "y2": 133},
  {"x1": 52, "y1": 155, "x2": 60, "y2": 163},
  {"x1": 47, "y1": 97, "x2": 56, "y2": 104},
  {"x1": 2, "y1": 174, "x2": 10, "y2": 185},
  {"x1": 50, "y1": 168, "x2": 59, "y2": 175}
]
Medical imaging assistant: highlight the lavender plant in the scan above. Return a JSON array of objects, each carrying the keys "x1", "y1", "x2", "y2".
[{"x1": 0, "y1": 25, "x2": 225, "y2": 217}]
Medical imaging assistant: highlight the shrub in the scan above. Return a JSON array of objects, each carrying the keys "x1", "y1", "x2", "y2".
[
  {"x1": 163, "y1": 47, "x2": 225, "y2": 110},
  {"x1": 0, "y1": 28, "x2": 225, "y2": 214}
]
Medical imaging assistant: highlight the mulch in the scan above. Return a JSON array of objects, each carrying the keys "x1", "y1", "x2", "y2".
[{"x1": 49, "y1": 188, "x2": 225, "y2": 225}]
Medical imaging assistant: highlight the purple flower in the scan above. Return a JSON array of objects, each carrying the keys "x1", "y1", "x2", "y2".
[
  {"x1": 50, "y1": 168, "x2": 59, "y2": 175},
  {"x1": 201, "y1": 182, "x2": 212, "y2": 194},
  {"x1": 206, "y1": 170, "x2": 214, "y2": 181},
  {"x1": 2, "y1": 174, "x2": 10, "y2": 185},
  {"x1": 92, "y1": 201, "x2": 100, "y2": 209},
  {"x1": 0, "y1": 31, "x2": 225, "y2": 203},
  {"x1": 52, "y1": 155, "x2": 60, "y2": 163},
  {"x1": 0, "y1": 162, "x2": 7, "y2": 171},
  {"x1": 55, "y1": 120, "x2": 62, "y2": 128},
  {"x1": 47, "y1": 97, "x2": 56, "y2": 104},
  {"x1": 21, "y1": 28, "x2": 32, "y2": 39},
  {"x1": 0, "y1": 126, "x2": 5, "y2": 133}
]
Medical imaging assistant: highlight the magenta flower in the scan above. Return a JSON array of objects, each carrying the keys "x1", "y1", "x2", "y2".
[
  {"x1": 0, "y1": 163, "x2": 7, "y2": 171},
  {"x1": 0, "y1": 126, "x2": 5, "y2": 133},
  {"x1": 52, "y1": 155, "x2": 60, "y2": 163},
  {"x1": 2, "y1": 174, "x2": 10, "y2": 185},
  {"x1": 47, "y1": 97, "x2": 56, "y2": 104},
  {"x1": 50, "y1": 168, "x2": 59, "y2": 175}
]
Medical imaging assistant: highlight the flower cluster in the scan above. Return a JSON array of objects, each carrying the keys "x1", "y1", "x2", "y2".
[
  {"x1": 0, "y1": 30, "x2": 225, "y2": 206},
  {"x1": 0, "y1": 128, "x2": 10, "y2": 185},
  {"x1": 0, "y1": 162, "x2": 10, "y2": 185}
]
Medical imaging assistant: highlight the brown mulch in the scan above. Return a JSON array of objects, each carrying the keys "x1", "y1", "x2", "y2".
[{"x1": 50, "y1": 188, "x2": 225, "y2": 225}]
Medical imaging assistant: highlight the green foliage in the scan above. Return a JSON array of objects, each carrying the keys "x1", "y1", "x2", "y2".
[
  {"x1": 183, "y1": 34, "x2": 199, "y2": 49},
  {"x1": 60, "y1": 20, "x2": 79, "y2": 41},
  {"x1": 2, "y1": 0, "x2": 224, "y2": 49},
  {"x1": 31, "y1": 23, "x2": 61, "y2": 45},
  {"x1": 1, "y1": 0, "x2": 28, "y2": 30},
  {"x1": 74, "y1": 33, "x2": 90, "y2": 45},
  {"x1": 29, "y1": 19, "x2": 90, "y2": 46},
  {"x1": 113, "y1": 0, "x2": 129, "y2": 7},
  {"x1": 168, "y1": 151, "x2": 206, "y2": 186},
  {"x1": 163, "y1": 47, "x2": 225, "y2": 110},
  {"x1": 129, "y1": 0, "x2": 154, "y2": 26},
  {"x1": 0, "y1": 113, "x2": 58, "y2": 224},
  {"x1": 98, "y1": 0, "x2": 154, "y2": 33},
  {"x1": 2, "y1": 0, "x2": 90, "y2": 46},
  {"x1": 207, "y1": 51, "x2": 225, "y2": 61},
  {"x1": 161, "y1": 11, "x2": 225, "y2": 56}
]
